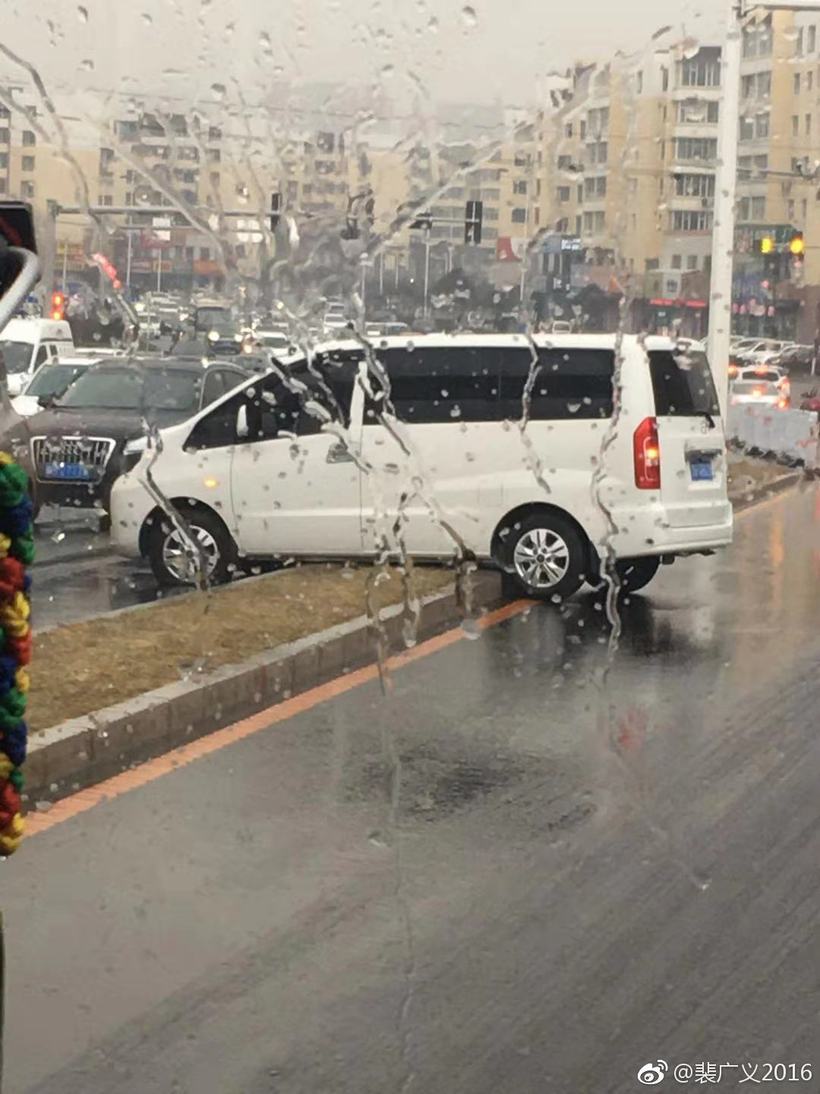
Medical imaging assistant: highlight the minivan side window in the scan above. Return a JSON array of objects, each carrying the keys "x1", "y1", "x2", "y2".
[
  {"x1": 365, "y1": 347, "x2": 501, "y2": 424},
  {"x1": 34, "y1": 345, "x2": 48, "y2": 369},
  {"x1": 186, "y1": 364, "x2": 356, "y2": 451},
  {"x1": 649, "y1": 350, "x2": 719, "y2": 416},
  {"x1": 497, "y1": 348, "x2": 615, "y2": 420}
]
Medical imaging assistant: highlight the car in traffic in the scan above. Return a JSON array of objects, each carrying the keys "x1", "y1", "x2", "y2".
[
  {"x1": 731, "y1": 363, "x2": 790, "y2": 400},
  {"x1": 14, "y1": 357, "x2": 254, "y2": 514},
  {"x1": 0, "y1": 317, "x2": 75, "y2": 395},
  {"x1": 732, "y1": 338, "x2": 795, "y2": 367},
  {"x1": 111, "y1": 333, "x2": 732, "y2": 596},
  {"x1": 729, "y1": 377, "x2": 788, "y2": 409},
  {"x1": 11, "y1": 356, "x2": 99, "y2": 417},
  {"x1": 771, "y1": 343, "x2": 816, "y2": 373}
]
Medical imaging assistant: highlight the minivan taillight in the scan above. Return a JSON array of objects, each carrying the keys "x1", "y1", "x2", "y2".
[{"x1": 634, "y1": 416, "x2": 661, "y2": 490}]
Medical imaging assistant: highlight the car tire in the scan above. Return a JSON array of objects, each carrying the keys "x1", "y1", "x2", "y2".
[
  {"x1": 615, "y1": 556, "x2": 660, "y2": 593},
  {"x1": 499, "y1": 511, "x2": 586, "y2": 601},
  {"x1": 148, "y1": 506, "x2": 235, "y2": 588}
]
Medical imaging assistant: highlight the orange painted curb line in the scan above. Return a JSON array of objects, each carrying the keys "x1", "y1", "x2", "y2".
[{"x1": 25, "y1": 599, "x2": 532, "y2": 839}]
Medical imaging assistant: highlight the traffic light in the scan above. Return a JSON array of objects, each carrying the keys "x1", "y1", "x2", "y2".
[
  {"x1": 465, "y1": 200, "x2": 483, "y2": 245},
  {"x1": 270, "y1": 192, "x2": 281, "y2": 232},
  {"x1": 49, "y1": 291, "x2": 65, "y2": 321},
  {"x1": 789, "y1": 231, "x2": 805, "y2": 257},
  {"x1": 410, "y1": 211, "x2": 433, "y2": 231},
  {"x1": 759, "y1": 235, "x2": 775, "y2": 255}
]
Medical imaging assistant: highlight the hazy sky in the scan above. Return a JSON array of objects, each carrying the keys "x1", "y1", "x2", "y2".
[{"x1": 3, "y1": 0, "x2": 722, "y2": 108}]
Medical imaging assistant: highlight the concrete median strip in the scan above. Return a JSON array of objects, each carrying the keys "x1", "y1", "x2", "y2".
[{"x1": 26, "y1": 570, "x2": 504, "y2": 805}]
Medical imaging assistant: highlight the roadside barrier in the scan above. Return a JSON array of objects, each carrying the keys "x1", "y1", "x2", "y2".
[
  {"x1": 0, "y1": 454, "x2": 33, "y2": 855},
  {"x1": 726, "y1": 404, "x2": 820, "y2": 470}
]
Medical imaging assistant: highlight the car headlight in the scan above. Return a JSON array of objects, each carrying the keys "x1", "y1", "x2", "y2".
[
  {"x1": 207, "y1": 330, "x2": 220, "y2": 343},
  {"x1": 123, "y1": 436, "x2": 148, "y2": 474}
]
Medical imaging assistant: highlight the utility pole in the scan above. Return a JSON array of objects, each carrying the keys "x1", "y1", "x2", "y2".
[
  {"x1": 708, "y1": 0, "x2": 742, "y2": 418},
  {"x1": 125, "y1": 230, "x2": 133, "y2": 288},
  {"x1": 423, "y1": 225, "x2": 431, "y2": 320}
]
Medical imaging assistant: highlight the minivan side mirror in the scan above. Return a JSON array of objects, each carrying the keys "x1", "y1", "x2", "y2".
[{"x1": 236, "y1": 403, "x2": 249, "y2": 440}]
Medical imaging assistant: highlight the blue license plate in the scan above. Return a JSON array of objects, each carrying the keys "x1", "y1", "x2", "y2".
[
  {"x1": 690, "y1": 459, "x2": 714, "y2": 482},
  {"x1": 44, "y1": 461, "x2": 92, "y2": 481}
]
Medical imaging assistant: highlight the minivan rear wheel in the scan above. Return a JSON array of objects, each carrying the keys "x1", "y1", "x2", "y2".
[
  {"x1": 501, "y1": 512, "x2": 586, "y2": 601},
  {"x1": 148, "y1": 506, "x2": 235, "y2": 588},
  {"x1": 615, "y1": 556, "x2": 660, "y2": 593}
]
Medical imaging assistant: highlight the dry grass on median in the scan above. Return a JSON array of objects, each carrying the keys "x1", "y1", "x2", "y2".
[{"x1": 29, "y1": 565, "x2": 454, "y2": 732}]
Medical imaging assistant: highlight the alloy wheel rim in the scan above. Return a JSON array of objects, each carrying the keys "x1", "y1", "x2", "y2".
[
  {"x1": 513, "y1": 527, "x2": 570, "y2": 590},
  {"x1": 162, "y1": 524, "x2": 219, "y2": 582}
]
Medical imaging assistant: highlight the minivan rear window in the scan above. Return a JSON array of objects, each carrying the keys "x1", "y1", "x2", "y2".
[{"x1": 649, "y1": 350, "x2": 720, "y2": 417}]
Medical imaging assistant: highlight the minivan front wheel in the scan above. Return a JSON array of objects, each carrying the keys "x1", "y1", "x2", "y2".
[
  {"x1": 502, "y1": 512, "x2": 586, "y2": 601},
  {"x1": 148, "y1": 506, "x2": 235, "y2": 587}
]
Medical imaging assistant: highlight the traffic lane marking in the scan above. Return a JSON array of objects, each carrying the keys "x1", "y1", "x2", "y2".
[{"x1": 25, "y1": 598, "x2": 533, "y2": 839}]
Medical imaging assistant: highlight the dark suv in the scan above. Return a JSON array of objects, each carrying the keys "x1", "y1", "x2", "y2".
[{"x1": 10, "y1": 357, "x2": 253, "y2": 514}]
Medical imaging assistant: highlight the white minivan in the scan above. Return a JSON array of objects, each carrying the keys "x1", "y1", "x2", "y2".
[
  {"x1": 0, "y1": 318, "x2": 75, "y2": 395},
  {"x1": 110, "y1": 334, "x2": 733, "y2": 597}
]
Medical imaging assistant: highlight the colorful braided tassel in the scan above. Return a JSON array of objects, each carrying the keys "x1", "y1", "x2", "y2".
[{"x1": 0, "y1": 454, "x2": 32, "y2": 855}]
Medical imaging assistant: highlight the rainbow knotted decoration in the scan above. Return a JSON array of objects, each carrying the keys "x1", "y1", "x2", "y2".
[{"x1": 0, "y1": 454, "x2": 33, "y2": 856}]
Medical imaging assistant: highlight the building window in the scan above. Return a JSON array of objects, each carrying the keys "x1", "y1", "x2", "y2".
[
  {"x1": 511, "y1": 207, "x2": 527, "y2": 224},
  {"x1": 662, "y1": 67, "x2": 669, "y2": 91},
  {"x1": 21, "y1": 131, "x2": 35, "y2": 147},
  {"x1": 513, "y1": 179, "x2": 527, "y2": 195},
  {"x1": 671, "y1": 254, "x2": 682, "y2": 269},
  {"x1": 809, "y1": 71, "x2": 814, "y2": 91},
  {"x1": 208, "y1": 126, "x2": 222, "y2": 142},
  {"x1": 483, "y1": 207, "x2": 498, "y2": 221},
  {"x1": 680, "y1": 52, "x2": 721, "y2": 88},
  {"x1": 792, "y1": 115, "x2": 800, "y2": 137},
  {"x1": 564, "y1": 123, "x2": 573, "y2": 138},
  {"x1": 797, "y1": 27, "x2": 805, "y2": 56},
  {"x1": 671, "y1": 209, "x2": 712, "y2": 231},
  {"x1": 677, "y1": 99, "x2": 719, "y2": 124},
  {"x1": 687, "y1": 255, "x2": 699, "y2": 270},
  {"x1": 751, "y1": 196, "x2": 766, "y2": 220},
  {"x1": 0, "y1": 179, "x2": 6, "y2": 195},
  {"x1": 557, "y1": 154, "x2": 573, "y2": 171},
  {"x1": 674, "y1": 173, "x2": 715, "y2": 198},
  {"x1": 807, "y1": 113, "x2": 813, "y2": 135},
  {"x1": 802, "y1": 198, "x2": 808, "y2": 221},
  {"x1": 20, "y1": 180, "x2": 34, "y2": 198},
  {"x1": 583, "y1": 176, "x2": 607, "y2": 199},
  {"x1": 795, "y1": 73, "x2": 802, "y2": 95},
  {"x1": 810, "y1": 25, "x2": 818, "y2": 53},
  {"x1": 756, "y1": 113, "x2": 770, "y2": 138},
  {"x1": 675, "y1": 137, "x2": 718, "y2": 162},
  {"x1": 557, "y1": 186, "x2": 570, "y2": 202},
  {"x1": 636, "y1": 71, "x2": 643, "y2": 93},
  {"x1": 788, "y1": 198, "x2": 796, "y2": 219},
  {"x1": 0, "y1": 129, "x2": 10, "y2": 144},
  {"x1": 200, "y1": 247, "x2": 211, "y2": 260},
  {"x1": 21, "y1": 155, "x2": 34, "y2": 172},
  {"x1": 582, "y1": 210, "x2": 606, "y2": 233},
  {"x1": 208, "y1": 148, "x2": 221, "y2": 163}
]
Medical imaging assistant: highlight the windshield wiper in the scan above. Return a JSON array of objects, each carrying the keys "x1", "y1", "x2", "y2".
[{"x1": 699, "y1": 409, "x2": 717, "y2": 429}]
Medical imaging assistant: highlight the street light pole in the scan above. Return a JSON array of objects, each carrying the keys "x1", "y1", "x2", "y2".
[
  {"x1": 708, "y1": 0, "x2": 743, "y2": 418},
  {"x1": 125, "y1": 230, "x2": 133, "y2": 288},
  {"x1": 424, "y1": 234, "x2": 432, "y2": 317}
]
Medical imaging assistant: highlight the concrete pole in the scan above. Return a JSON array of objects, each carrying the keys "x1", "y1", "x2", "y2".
[
  {"x1": 708, "y1": 0, "x2": 742, "y2": 418},
  {"x1": 423, "y1": 228, "x2": 431, "y2": 319},
  {"x1": 125, "y1": 230, "x2": 133, "y2": 288}
]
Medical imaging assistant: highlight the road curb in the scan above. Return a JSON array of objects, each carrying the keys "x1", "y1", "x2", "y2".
[
  {"x1": 32, "y1": 544, "x2": 115, "y2": 570},
  {"x1": 732, "y1": 469, "x2": 804, "y2": 511},
  {"x1": 25, "y1": 571, "x2": 505, "y2": 804}
]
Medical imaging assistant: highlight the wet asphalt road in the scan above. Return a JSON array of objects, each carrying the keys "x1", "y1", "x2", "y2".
[{"x1": 7, "y1": 482, "x2": 820, "y2": 1092}]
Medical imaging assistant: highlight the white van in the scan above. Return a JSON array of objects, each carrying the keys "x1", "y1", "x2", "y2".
[
  {"x1": 0, "y1": 318, "x2": 75, "y2": 396},
  {"x1": 110, "y1": 334, "x2": 732, "y2": 596}
]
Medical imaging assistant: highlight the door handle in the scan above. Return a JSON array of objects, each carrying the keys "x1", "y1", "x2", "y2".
[{"x1": 326, "y1": 442, "x2": 355, "y2": 464}]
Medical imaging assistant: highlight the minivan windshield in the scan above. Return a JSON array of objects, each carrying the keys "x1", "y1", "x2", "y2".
[{"x1": 0, "y1": 340, "x2": 34, "y2": 374}]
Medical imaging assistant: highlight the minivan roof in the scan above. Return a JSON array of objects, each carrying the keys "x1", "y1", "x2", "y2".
[
  {"x1": 285, "y1": 332, "x2": 681, "y2": 359},
  {"x1": 1, "y1": 318, "x2": 73, "y2": 343}
]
